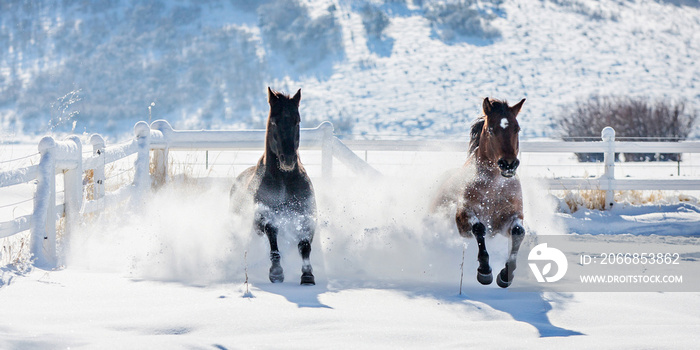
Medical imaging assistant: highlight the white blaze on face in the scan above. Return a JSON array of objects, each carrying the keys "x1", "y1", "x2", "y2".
[{"x1": 500, "y1": 118, "x2": 509, "y2": 129}]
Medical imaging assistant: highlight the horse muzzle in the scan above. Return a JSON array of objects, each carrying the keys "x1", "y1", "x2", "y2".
[
  {"x1": 497, "y1": 158, "x2": 520, "y2": 178},
  {"x1": 278, "y1": 154, "x2": 297, "y2": 172}
]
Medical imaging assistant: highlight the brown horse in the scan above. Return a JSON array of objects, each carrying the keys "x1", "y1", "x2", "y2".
[
  {"x1": 434, "y1": 97, "x2": 526, "y2": 288},
  {"x1": 230, "y1": 87, "x2": 316, "y2": 285}
]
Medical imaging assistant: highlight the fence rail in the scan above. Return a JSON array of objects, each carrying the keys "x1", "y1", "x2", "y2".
[
  {"x1": 1, "y1": 122, "x2": 700, "y2": 268},
  {"x1": 340, "y1": 127, "x2": 700, "y2": 204},
  {"x1": 0, "y1": 128, "x2": 144, "y2": 267}
]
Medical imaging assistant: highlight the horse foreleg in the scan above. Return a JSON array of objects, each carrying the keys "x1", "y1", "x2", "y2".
[
  {"x1": 472, "y1": 222, "x2": 493, "y2": 285},
  {"x1": 297, "y1": 215, "x2": 315, "y2": 285},
  {"x1": 298, "y1": 240, "x2": 315, "y2": 285},
  {"x1": 257, "y1": 218, "x2": 284, "y2": 283},
  {"x1": 497, "y1": 222, "x2": 525, "y2": 288},
  {"x1": 457, "y1": 211, "x2": 492, "y2": 285}
]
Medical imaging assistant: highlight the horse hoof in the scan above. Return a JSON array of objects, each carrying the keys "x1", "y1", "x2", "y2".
[
  {"x1": 269, "y1": 265, "x2": 284, "y2": 283},
  {"x1": 497, "y1": 270, "x2": 512, "y2": 288},
  {"x1": 270, "y1": 273, "x2": 284, "y2": 283},
  {"x1": 300, "y1": 273, "x2": 315, "y2": 286},
  {"x1": 477, "y1": 271, "x2": 493, "y2": 285}
]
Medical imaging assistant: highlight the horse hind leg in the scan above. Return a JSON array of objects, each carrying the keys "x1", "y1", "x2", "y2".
[{"x1": 497, "y1": 222, "x2": 525, "y2": 288}]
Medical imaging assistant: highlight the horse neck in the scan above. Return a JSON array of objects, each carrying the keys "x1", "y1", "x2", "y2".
[
  {"x1": 471, "y1": 142, "x2": 500, "y2": 177},
  {"x1": 260, "y1": 131, "x2": 278, "y2": 172},
  {"x1": 261, "y1": 136, "x2": 300, "y2": 177},
  {"x1": 261, "y1": 146, "x2": 281, "y2": 174}
]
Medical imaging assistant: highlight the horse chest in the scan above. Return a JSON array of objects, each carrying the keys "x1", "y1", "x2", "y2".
[
  {"x1": 463, "y1": 176, "x2": 521, "y2": 214},
  {"x1": 255, "y1": 176, "x2": 311, "y2": 212},
  {"x1": 257, "y1": 182, "x2": 289, "y2": 206}
]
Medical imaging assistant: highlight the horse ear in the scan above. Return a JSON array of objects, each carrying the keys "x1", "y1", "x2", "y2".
[
  {"x1": 510, "y1": 98, "x2": 526, "y2": 117},
  {"x1": 291, "y1": 89, "x2": 301, "y2": 106},
  {"x1": 267, "y1": 87, "x2": 278, "y2": 105},
  {"x1": 483, "y1": 98, "x2": 493, "y2": 116}
]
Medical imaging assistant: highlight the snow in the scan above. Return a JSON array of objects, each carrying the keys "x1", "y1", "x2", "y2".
[
  {"x1": 560, "y1": 202, "x2": 700, "y2": 236},
  {"x1": 297, "y1": 0, "x2": 700, "y2": 139},
  {"x1": 3, "y1": 162, "x2": 700, "y2": 348},
  {"x1": 2, "y1": 0, "x2": 700, "y2": 139},
  {"x1": 2, "y1": 0, "x2": 700, "y2": 347},
  {"x1": 18, "y1": 269, "x2": 698, "y2": 348}
]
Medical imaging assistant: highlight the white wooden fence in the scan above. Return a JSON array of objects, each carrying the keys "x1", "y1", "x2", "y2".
[
  {"x1": 2, "y1": 121, "x2": 700, "y2": 268},
  {"x1": 342, "y1": 127, "x2": 700, "y2": 208}
]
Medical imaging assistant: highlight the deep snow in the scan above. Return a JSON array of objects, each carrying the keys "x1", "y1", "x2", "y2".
[
  {"x1": 3, "y1": 0, "x2": 700, "y2": 348},
  {"x1": 2, "y1": 172, "x2": 700, "y2": 349},
  {"x1": 2, "y1": 142, "x2": 700, "y2": 348}
]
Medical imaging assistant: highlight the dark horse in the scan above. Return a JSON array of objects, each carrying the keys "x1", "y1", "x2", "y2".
[
  {"x1": 230, "y1": 87, "x2": 316, "y2": 285},
  {"x1": 434, "y1": 97, "x2": 526, "y2": 288}
]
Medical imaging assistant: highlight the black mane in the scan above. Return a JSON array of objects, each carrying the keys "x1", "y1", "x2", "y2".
[{"x1": 469, "y1": 117, "x2": 485, "y2": 155}]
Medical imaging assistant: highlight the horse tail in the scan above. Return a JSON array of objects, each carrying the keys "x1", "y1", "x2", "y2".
[{"x1": 468, "y1": 117, "x2": 485, "y2": 154}]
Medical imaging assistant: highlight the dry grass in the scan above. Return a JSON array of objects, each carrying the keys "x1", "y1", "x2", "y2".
[
  {"x1": 84, "y1": 169, "x2": 94, "y2": 201},
  {"x1": 1, "y1": 233, "x2": 33, "y2": 274},
  {"x1": 560, "y1": 189, "x2": 607, "y2": 212},
  {"x1": 149, "y1": 151, "x2": 217, "y2": 187},
  {"x1": 556, "y1": 189, "x2": 696, "y2": 213}
]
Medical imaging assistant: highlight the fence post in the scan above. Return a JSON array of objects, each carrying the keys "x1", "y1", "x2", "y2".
[
  {"x1": 320, "y1": 121, "x2": 334, "y2": 180},
  {"x1": 132, "y1": 122, "x2": 151, "y2": 207},
  {"x1": 62, "y1": 136, "x2": 83, "y2": 251},
  {"x1": 601, "y1": 127, "x2": 615, "y2": 210},
  {"x1": 90, "y1": 134, "x2": 106, "y2": 201},
  {"x1": 31, "y1": 136, "x2": 57, "y2": 268},
  {"x1": 150, "y1": 120, "x2": 172, "y2": 188}
]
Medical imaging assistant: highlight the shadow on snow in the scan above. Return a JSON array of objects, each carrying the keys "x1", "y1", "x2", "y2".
[{"x1": 255, "y1": 282, "x2": 333, "y2": 309}]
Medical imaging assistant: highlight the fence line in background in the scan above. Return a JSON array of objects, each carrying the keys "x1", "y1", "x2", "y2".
[
  {"x1": 341, "y1": 127, "x2": 700, "y2": 209},
  {"x1": 2, "y1": 122, "x2": 700, "y2": 267}
]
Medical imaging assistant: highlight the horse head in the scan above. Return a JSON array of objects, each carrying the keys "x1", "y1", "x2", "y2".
[
  {"x1": 266, "y1": 87, "x2": 302, "y2": 172},
  {"x1": 480, "y1": 97, "x2": 525, "y2": 178}
]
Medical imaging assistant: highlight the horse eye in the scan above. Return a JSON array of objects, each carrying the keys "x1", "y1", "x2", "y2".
[{"x1": 488, "y1": 127, "x2": 494, "y2": 135}]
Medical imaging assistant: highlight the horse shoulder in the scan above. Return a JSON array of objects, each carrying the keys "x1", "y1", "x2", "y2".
[{"x1": 236, "y1": 166, "x2": 261, "y2": 191}]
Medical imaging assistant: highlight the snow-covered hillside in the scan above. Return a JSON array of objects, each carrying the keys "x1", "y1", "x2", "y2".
[
  {"x1": 1, "y1": 0, "x2": 699, "y2": 140},
  {"x1": 2, "y1": 1, "x2": 700, "y2": 347}
]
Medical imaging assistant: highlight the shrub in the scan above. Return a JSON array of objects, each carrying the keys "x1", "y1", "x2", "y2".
[
  {"x1": 558, "y1": 96, "x2": 698, "y2": 162},
  {"x1": 546, "y1": 0, "x2": 619, "y2": 21},
  {"x1": 422, "y1": 0, "x2": 502, "y2": 42},
  {"x1": 258, "y1": 0, "x2": 343, "y2": 71},
  {"x1": 360, "y1": 4, "x2": 390, "y2": 39}
]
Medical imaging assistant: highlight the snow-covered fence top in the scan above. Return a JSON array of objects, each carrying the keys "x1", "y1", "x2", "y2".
[
  {"x1": 146, "y1": 120, "x2": 378, "y2": 186},
  {"x1": 0, "y1": 125, "x2": 147, "y2": 267},
  {"x1": 149, "y1": 120, "x2": 332, "y2": 150}
]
